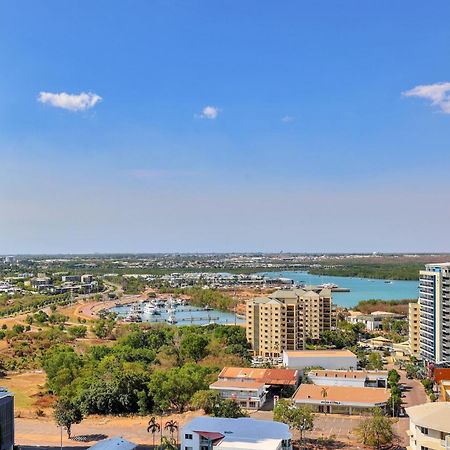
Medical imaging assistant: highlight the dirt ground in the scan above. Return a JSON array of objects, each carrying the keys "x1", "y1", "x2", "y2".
[{"x1": 16, "y1": 411, "x2": 203, "y2": 446}]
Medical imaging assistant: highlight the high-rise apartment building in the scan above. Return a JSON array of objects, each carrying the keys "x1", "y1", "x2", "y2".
[
  {"x1": 246, "y1": 288, "x2": 332, "y2": 357},
  {"x1": 419, "y1": 263, "x2": 450, "y2": 364},
  {"x1": 408, "y1": 302, "x2": 420, "y2": 358}
]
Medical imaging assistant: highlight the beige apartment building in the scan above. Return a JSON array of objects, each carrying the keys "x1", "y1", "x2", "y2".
[
  {"x1": 409, "y1": 302, "x2": 420, "y2": 358},
  {"x1": 246, "y1": 288, "x2": 332, "y2": 357}
]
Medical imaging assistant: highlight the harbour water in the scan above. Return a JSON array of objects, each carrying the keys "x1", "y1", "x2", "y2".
[
  {"x1": 261, "y1": 271, "x2": 419, "y2": 307},
  {"x1": 110, "y1": 303, "x2": 244, "y2": 326}
]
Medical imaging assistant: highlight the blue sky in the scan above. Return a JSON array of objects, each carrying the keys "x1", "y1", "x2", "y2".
[{"x1": 1, "y1": 0, "x2": 450, "y2": 253}]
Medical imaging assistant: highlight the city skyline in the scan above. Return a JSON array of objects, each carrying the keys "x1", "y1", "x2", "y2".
[{"x1": 1, "y1": 1, "x2": 450, "y2": 253}]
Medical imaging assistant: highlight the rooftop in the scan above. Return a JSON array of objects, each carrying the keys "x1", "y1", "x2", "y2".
[
  {"x1": 218, "y1": 367, "x2": 299, "y2": 385},
  {"x1": 406, "y1": 403, "x2": 450, "y2": 434},
  {"x1": 308, "y1": 369, "x2": 387, "y2": 380},
  {"x1": 88, "y1": 437, "x2": 137, "y2": 450},
  {"x1": 294, "y1": 384, "x2": 390, "y2": 405},
  {"x1": 210, "y1": 380, "x2": 265, "y2": 390},
  {"x1": 284, "y1": 349, "x2": 356, "y2": 358},
  {"x1": 183, "y1": 417, "x2": 291, "y2": 450}
]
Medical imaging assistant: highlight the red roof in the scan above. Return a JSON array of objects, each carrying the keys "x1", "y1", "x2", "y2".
[
  {"x1": 218, "y1": 367, "x2": 299, "y2": 386},
  {"x1": 194, "y1": 431, "x2": 224, "y2": 441}
]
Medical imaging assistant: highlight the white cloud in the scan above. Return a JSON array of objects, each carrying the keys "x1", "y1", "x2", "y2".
[
  {"x1": 281, "y1": 115, "x2": 295, "y2": 123},
  {"x1": 402, "y1": 82, "x2": 450, "y2": 114},
  {"x1": 38, "y1": 91, "x2": 102, "y2": 111},
  {"x1": 196, "y1": 105, "x2": 220, "y2": 119}
]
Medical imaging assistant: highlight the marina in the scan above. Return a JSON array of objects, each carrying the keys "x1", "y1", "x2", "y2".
[{"x1": 110, "y1": 299, "x2": 244, "y2": 326}]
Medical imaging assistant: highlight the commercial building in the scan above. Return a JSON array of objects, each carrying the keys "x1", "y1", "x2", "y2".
[
  {"x1": 209, "y1": 380, "x2": 267, "y2": 410},
  {"x1": 0, "y1": 389, "x2": 14, "y2": 450},
  {"x1": 282, "y1": 349, "x2": 357, "y2": 370},
  {"x1": 293, "y1": 384, "x2": 389, "y2": 415},
  {"x1": 406, "y1": 403, "x2": 450, "y2": 450},
  {"x1": 246, "y1": 288, "x2": 332, "y2": 357},
  {"x1": 307, "y1": 369, "x2": 388, "y2": 388},
  {"x1": 211, "y1": 367, "x2": 299, "y2": 410},
  {"x1": 181, "y1": 417, "x2": 292, "y2": 450},
  {"x1": 408, "y1": 302, "x2": 421, "y2": 358},
  {"x1": 419, "y1": 263, "x2": 450, "y2": 363}
]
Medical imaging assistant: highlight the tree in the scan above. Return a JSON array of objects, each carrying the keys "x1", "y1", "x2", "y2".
[
  {"x1": 212, "y1": 399, "x2": 248, "y2": 418},
  {"x1": 367, "y1": 352, "x2": 383, "y2": 370},
  {"x1": 274, "y1": 399, "x2": 314, "y2": 441},
  {"x1": 191, "y1": 389, "x2": 221, "y2": 414},
  {"x1": 158, "y1": 437, "x2": 177, "y2": 450},
  {"x1": 68, "y1": 325, "x2": 87, "y2": 339},
  {"x1": 354, "y1": 408, "x2": 393, "y2": 449},
  {"x1": 164, "y1": 420, "x2": 178, "y2": 443},
  {"x1": 148, "y1": 363, "x2": 210, "y2": 413},
  {"x1": 387, "y1": 369, "x2": 400, "y2": 388},
  {"x1": 147, "y1": 417, "x2": 161, "y2": 448},
  {"x1": 180, "y1": 333, "x2": 209, "y2": 362},
  {"x1": 53, "y1": 399, "x2": 83, "y2": 438}
]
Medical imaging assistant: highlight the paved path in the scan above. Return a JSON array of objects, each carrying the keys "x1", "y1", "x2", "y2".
[{"x1": 393, "y1": 368, "x2": 428, "y2": 446}]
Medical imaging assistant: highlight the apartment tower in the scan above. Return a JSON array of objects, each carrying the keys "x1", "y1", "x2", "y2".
[
  {"x1": 419, "y1": 263, "x2": 450, "y2": 364},
  {"x1": 408, "y1": 302, "x2": 420, "y2": 358},
  {"x1": 246, "y1": 287, "x2": 332, "y2": 357}
]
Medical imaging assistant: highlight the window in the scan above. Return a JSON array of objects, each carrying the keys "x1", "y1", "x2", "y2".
[
  {"x1": 420, "y1": 427, "x2": 428, "y2": 435},
  {"x1": 184, "y1": 433, "x2": 193, "y2": 439},
  {"x1": 185, "y1": 447, "x2": 193, "y2": 450}
]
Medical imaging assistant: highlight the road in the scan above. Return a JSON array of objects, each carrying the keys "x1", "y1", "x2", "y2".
[{"x1": 393, "y1": 368, "x2": 428, "y2": 446}]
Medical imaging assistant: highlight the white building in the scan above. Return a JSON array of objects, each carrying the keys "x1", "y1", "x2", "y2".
[
  {"x1": 181, "y1": 417, "x2": 292, "y2": 450},
  {"x1": 293, "y1": 384, "x2": 390, "y2": 415},
  {"x1": 308, "y1": 369, "x2": 388, "y2": 388},
  {"x1": 209, "y1": 380, "x2": 267, "y2": 410},
  {"x1": 347, "y1": 311, "x2": 405, "y2": 331},
  {"x1": 282, "y1": 349, "x2": 357, "y2": 370},
  {"x1": 406, "y1": 403, "x2": 450, "y2": 450}
]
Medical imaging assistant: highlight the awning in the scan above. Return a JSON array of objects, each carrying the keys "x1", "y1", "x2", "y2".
[{"x1": 194, "y1": 431, "x2": 225, "y2": 441}]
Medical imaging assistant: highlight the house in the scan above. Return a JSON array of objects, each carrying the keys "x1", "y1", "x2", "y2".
[
  {"x1": 307, "y1": 369, "x2": 388, "y2": 388},
  {"x1": 347, "y1": 311, "x2": 405, "y2": 331},
  {"x1": 406, "y1": 403, "x2": 450, "y2": 450},
  {"x1": 364, "y1": 336, "x2": 393, "y2": 350},
  {"x1": 209, "y1": 380, "x2": 267, "y2": 410},
  {"x1": 87, "y1": 437, "x2": 137, "y2": 450},
  {"x1": 293, "y1": 384, "x2": 389, "y2": 415},
  {"x1": 181, "y1": 417, "x2": 292, "y2": 450},
  {"x1": 282, "y1": 349, "x2": 357, "y2": 370}
]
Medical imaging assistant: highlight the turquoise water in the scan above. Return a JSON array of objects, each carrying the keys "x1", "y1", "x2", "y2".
[{"x1": 261, "y1": 271, "x2": 419, "y2": 307}]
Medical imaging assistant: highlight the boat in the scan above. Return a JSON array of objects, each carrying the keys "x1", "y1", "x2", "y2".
[
  {"x1": 130, "y1": 303, "x2": 143, "y2": 314},
  {"x1": 123, "y1": 313, "x2": 142, "y2": 323},
  {"x1": 166, "y1": 311, "x2": 177, "y2": 325},
  {"x1": 144, "y1": 303, "x2": 160, "y2": 315},
  {"x1": 318, "y1": 283, "x2": 339, "y2": 289}
]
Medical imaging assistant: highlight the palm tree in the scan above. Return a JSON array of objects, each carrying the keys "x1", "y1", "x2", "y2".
[
  {"x1": 147, "y1": 416, "x2": 161, "y2": 449},
  {"x1": 164, "y1": 420, "x2": 179, "y2": 444},
  {"x1": 321, "y1": 387, "x2": 329, "y2": 414}
]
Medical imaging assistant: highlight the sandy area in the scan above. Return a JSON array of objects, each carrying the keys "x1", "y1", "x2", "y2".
[{"x1": 16, "y1": 411, "x2": 203, "y2": 446}]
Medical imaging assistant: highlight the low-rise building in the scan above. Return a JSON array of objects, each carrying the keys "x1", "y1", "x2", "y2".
[
  {"x1": 282, "y1": 349, "x2": 357, "y2": 370},
  {"x1": 293, "y1": 384, "x2": 389, "y2": 415},
  {"x1": 181, "y1": 417, "x2": 292, "y2": 450},
  {"x1": 347, "y1": 310, "x2": 405, "y2": 331},
  {"x1": 406, "y1": 403, "x2": 450, "y2": 450},
  {"x1": 62, "y1": 275, "x2": 81, "y2": 283},
  {"x1": 307, "y1": 369, "x2": 388, "y2": 388},
  {"x1": 209, "y1": 380, "x2": 267, "y2": 410},
  {"x1": 217, "y1": 367, "x2": 299, "y2": 387}
]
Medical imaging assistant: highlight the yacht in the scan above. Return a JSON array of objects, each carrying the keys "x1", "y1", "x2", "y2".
[
  {"x1": 144, "y1": 302, "x2": 160, "y2": 315},
  {"x1": 166, "y1": 311, "x2": 177, "y2": 325}
]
